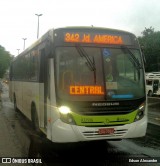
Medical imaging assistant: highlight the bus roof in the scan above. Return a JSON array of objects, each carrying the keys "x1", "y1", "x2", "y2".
[
  {"x1": 12, "y1": 26, "x2": 136, "y2": 62},
  {"x1": 146, "y1": 72, "x2": 160, "y2": 79},
  {"x1": 55, "y1": 26, "x2": 135, "y2": 35}
]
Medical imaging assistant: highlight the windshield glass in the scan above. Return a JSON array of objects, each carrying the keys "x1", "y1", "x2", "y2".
[{"x1": 55, "y1": 47, "x2": 145, "y2": 101}]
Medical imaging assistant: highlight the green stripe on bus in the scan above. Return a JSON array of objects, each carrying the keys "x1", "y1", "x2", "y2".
[{"x1": 71, "y1": 110, "x2": 137, "y2": 126}]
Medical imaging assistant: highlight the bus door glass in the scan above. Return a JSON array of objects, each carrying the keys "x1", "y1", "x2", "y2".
[{"x1": 153, "y1": 80, "x2": 159, "y2": 93}]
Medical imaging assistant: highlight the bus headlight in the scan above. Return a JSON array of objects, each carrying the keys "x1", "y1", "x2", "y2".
[
  {"x1": 59, "y1": 106, "x2": 71, "y2": 114},
  {"x1": 58, "y1": 106, "x2": 75, "y2": 125},
  {"x1": 134, "y1": 103, "x2": 145, "y2": 121}
]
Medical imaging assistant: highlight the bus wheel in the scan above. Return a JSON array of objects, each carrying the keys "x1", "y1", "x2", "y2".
[
  {"x1": 14, "y1": 96, "x2": 18, "y2": 112},
  {"x1": 32, "y1": 106, "x2": 40, "y2": 133}
]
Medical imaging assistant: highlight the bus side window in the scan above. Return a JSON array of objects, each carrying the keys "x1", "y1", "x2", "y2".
[
  {"x1": 146, "y1": 80, "x2": 152, "y2": 85},
  {"x1": 30, "y1": 49, "x2": 39, "y2": 81},
  {"x1": 47, "y1": 59, "x2": 50, "y2": 99}
]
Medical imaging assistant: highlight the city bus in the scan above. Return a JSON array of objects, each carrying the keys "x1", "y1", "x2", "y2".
[
  {"x1": 9, "y1": 27, "x2": 147, "y2": 143},
  {"x1": 146, "y1": 72, "x2": 160, "y2": 96}
]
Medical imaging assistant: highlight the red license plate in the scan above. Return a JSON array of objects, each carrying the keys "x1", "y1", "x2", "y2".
[{"x1": 98, "y1": 128, "x2": 114, "y2": 135}]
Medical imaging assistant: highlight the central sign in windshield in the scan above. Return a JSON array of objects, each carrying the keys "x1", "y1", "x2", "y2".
[{"x1": 70, "y1": 86, "x2": 104, "y2": 95}]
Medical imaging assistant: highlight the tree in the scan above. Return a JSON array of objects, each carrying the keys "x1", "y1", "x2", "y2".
[
  {"x1": 0, "y1": 45, "x2": 13, "y2": 78},
  {"x1": 141, "y1": 26, "x2": 154, "y2": 37},
  {"x1": 138, "y1": 27, "x2": 160, "y2": 72}
]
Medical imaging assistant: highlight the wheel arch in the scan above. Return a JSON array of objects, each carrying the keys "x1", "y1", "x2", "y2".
[{"x1": 31, "y1": 101, "x2": 40, "y2": 131}]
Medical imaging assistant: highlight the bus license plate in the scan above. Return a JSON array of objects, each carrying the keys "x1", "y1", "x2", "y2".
[{"x1": 98, "y1": 128, "x2": 114, "y2": 135}]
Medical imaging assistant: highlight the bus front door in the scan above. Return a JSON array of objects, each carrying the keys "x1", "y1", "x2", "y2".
[
  {"x1": 46, "y1": 58, "x2": 56, "y2": 139},
  {"x1": 153, "y1": 80, "x2": 159, "y2": 95}
]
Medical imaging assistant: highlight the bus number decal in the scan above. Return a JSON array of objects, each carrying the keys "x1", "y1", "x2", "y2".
[
  {"x1": 81, "y1": 118, "x2": 93, "y2": 123},
  {"x1": 65, "y1": 33, "x2": 80, "y2": 42}
]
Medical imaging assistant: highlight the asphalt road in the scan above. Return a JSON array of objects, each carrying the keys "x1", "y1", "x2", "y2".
[{"x1": 148, "y1": 97, "x2": 160, "y2": 126}]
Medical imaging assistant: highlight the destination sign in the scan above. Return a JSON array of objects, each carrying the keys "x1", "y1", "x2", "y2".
[
  {"x1": 64, "y1": 32, "x2": 124, "y2": 45},
  {"x1": 70, "y1": 86, "x2": 104, "y2": 95}
]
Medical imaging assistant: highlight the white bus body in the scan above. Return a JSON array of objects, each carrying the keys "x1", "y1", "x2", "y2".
[{"x1": 146, "y1": 72, "x2": 160, "y2": 96}]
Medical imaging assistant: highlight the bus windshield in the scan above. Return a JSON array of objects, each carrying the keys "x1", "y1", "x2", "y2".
[{"x1": 55, "y1": 46, "x2": 145, "y2": 101}]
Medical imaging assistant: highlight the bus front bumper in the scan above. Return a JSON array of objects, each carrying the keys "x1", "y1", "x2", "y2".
[{"x1": 51, "y1": 115, "x2": 147, "y2": 143}]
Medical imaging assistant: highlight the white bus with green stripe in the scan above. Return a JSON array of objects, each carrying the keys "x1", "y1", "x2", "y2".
[{"x1": 9, "y1": 27, "x2": 147, "y2": 142}]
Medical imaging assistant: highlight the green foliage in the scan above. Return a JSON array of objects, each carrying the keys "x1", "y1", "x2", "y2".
[
  {"x1": 0, "y1": 45, "x2": 13, "y2": 78},
  {"x1": 138, "y1": 27, "x2": 160, "y2": 72}
]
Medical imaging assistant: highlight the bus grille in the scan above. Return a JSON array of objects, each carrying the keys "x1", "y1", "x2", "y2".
[
  {"x1": 82, "y1": 129, "x2": 128, "y2": 139},
  {"x1": 76, "y1": 107, "x2": 134, "y2": 115}
]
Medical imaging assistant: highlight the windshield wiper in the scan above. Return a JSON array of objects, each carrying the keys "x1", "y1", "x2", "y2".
[
  {"x1": 76, "y1": 46, "x2": 97, "y2": 84},
  {"x1": 76, "y1": 46, "x2": 96, "y2": 71},
  {"x1": 121, "y1": 46, "x2": 143, "y2": 69}
]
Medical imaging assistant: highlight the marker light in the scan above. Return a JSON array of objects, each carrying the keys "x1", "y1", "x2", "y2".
[{"x1": 59, "y1": 106, "x2": 71, "y2": 114}]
